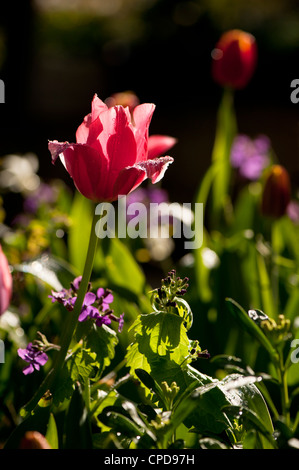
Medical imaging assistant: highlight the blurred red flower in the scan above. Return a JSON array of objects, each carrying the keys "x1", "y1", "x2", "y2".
[
  {"x1": 0, "y1": 244, "x2": 12, "y2": 316},
  {"x1": 261, "y1": 165, "x2": 291, "y2": 218},
  {"x1": 48, "y1": 95, "x2": 174, "y2": 202},
  {"x1": 212, "y1": 29, "x2": 257, "y2": 89}
]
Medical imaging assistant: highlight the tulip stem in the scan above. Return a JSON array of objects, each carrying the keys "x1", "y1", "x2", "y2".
[
  {"x1": 23, "y1": 206, "x2": 100, "y2": 413},
  {"x1": 53, "y1": 206, "x2": 100, "y2": 376}
]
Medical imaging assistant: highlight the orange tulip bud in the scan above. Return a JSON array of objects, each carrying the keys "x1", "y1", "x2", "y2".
[
  {"x1": 212, "y1": 29, "x2": 257, "y2": 89},
  {"x1": 261, "y1": 165, "x2": 291, "y2": 218}
]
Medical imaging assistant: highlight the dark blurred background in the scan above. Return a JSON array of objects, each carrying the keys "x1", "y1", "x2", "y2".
[{"x1": 1, "y1": 0, "x2": 299, "y2": 204}]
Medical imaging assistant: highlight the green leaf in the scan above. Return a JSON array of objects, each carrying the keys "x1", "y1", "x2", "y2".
[
  {"x1": 101, "y1": 236, "x2": 147, "y2": 296},
  {"x1": 45, "y1": 413, "x2": 59, "y2": 449},
  {"x1": 64, "y1": 382, "x2": 93, "y2": 449},
  {"x1": 135, "y1": 368, "x2": 167, "y2": 407},
  {"x1": 224, "y1": 405, "x2": 276, "y2": 448},
  {"x1": 13, "y1": 253, "x2": 77, "y2": 291},
  {"x1": 126, "y1": 312, "x2": 189, "y2": 381},
  {"x1": 97, "y1": 400, "x2": 156, "y2": 448},
  {"x1": 232, "y1": 183, "x2": 261, "y2": 232},
  {"x1": 183, "y1": 372, "x2": 271, "y2": 440},
  {"x1": 226, "y1": 298, "x2": 278, "y2": 363},
  {"x1": 68, "y1": 192, "x2": 93, "y2": 272},
  {"x1": 98, "y1": 408, "x2": 144, "y2": 439},
  {"x1": 4, "y1": 394, "x2": 52, "y2": 449},
  {"x1": 211, "y1": 87, "x2": 237, "y2": 221},
  {"x1": 84, "y1": 323, "x2": 118, "y2": 377},
  {"x1": 67, "y1": 348, "x2": 98, "y2": 383}
]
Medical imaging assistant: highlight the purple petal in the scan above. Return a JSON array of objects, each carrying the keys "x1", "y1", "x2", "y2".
[
  {"x1": 95, "y1": 316, "x2": 111, "y2": 327},
  {"x1": 72, "y1": 276, "x2": 82, "y2": 291},
  {"x1": 118, "y1": 313, "x2": 125, "y2": 332},
  {"x1": 84, "y1": 292, "x2": 96, "y2": 306},
  {"x1": 18, "y1": 347, "x2": 29, "y2": 361},
  {"x1": 35, "y1": 352, "x2": 49, "y2": 366},
  {"x1": 78, "y1": 309, "x2": 89, "y2": 322},
  {"x1": 97, "y1": 287, "x2": 105, "y2": 298},
  {"x1": 23, "y1": 364, "x2": 35, "y2": 375},
  {"x1": 104, "y1": 293, "x2": 114, "y2": 304},
  {"x1": 239, "y1": 155, "x2": 269, "y2": 180},
  {"x1": 86, "y1": 306, "x2": 100, "y2": 318}
]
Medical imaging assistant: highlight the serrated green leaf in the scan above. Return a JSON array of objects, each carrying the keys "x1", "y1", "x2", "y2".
[
  {"x1": 85, "y1": 324, "x2": 118, "y2": 377},
  {"x1": 126, "y1": 312, "x2": 189, "y2": 381},
  {"x1": 67, "y1": 348, "x2": 98, "y2": 382}
]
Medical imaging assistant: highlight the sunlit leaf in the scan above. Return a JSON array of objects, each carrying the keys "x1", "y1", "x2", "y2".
[
  {"x1": 226, "y1": 298, "x2": 278, "y2": 363},
  {"x1": 13, "y1": 254, "x2": 77, "y2": 291}
]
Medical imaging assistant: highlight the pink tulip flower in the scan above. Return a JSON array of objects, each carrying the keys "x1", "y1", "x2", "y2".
[
  {"x1": 147, "y1": 135, "x2": 177, "y2": 160},
  {"x1": 0, "y1": 244, "x2": 12, "y2": 315},
  {"x1": 48, "y1": 94, "x2": 174, "y2": 202}
]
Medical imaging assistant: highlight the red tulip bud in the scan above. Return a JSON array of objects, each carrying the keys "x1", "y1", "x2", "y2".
[
  {"x1": 212, "y1": 29, "x2": 257, "y2": 89},
  {"x1": 261, "y1": 165, "x2": 291, "y2": 218}
]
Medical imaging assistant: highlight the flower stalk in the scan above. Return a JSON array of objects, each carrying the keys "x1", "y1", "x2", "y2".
[
  {"x1": 23, "y1": 207, "x2": 100, "y2": 413},
  {"x1": 51, "y1": 206, "x2": 100, "y2": 381}
]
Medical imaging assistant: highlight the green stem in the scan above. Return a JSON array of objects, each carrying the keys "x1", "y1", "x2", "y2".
[
  {"x1": 52, "y1": 208, "x2": 99, "y2": 377},
  {"x1": 278, "y1": 351, "x2": 290, "y2": 427},
  {"x1": 270, "y1": 221, "x2": 279, "y2": 319},
  {"x1": 23, "y1": 206, "x2": 100, "y2": 413}
]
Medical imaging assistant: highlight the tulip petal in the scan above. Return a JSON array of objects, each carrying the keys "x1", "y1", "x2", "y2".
[
  {"x1": 48, "y1": 140, "x2": 72, "y2": 165},
  {"x1": 113, "y1": 156, "x2": 174, "y2": 199},
  {"x1": 136, "y1": 156, "x2": 174, "y2": 183},
  {"x1": 133, "y1": 103, "x2": 156, "y2": 162},
  {"x1": 113, "y1": 166, "x2": 146, "y2": 199},
  {"x1": 65, "y1": 144, "x2": 109, "y2": 201},
  {"x1": 76, "y1": 95, "x2": 107, "y2": 145},
  {"x1": 91, "y1": 94, "x2": 108, "y2": 121},
  {"x1": 99, "y1": 105, "x2": 137, "y2": 170},
  {"x1": 148, "y1": 135, "x2": 177, "y2": 159},
  {"x1": 50, "y1": 141, "x2": 109, "y2": 201}
]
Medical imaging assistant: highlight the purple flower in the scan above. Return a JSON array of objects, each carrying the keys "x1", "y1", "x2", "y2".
[
  {"x1": 78, "y1": 292, "x2": 98, "y2": 322},
  {"x1": 230, "y1": 134, "x2": 270, "y2": 180},
  {"x1": 126, "y1": 187, "x2": 169, "y2": 222},
  {"x1": 117, "y1": 313, "x2": 125, "y2": 333},
  {"x1": 49, "y1": 278, "x2": 124, "y2": 332},
  {"x1": 23, "y1": 183, "x2": 57, "y2": 213},
  {"x1": 94, "y1": 315, "x2": 112, "y2": 328},
  {"x1": 18, "y1": 343, "x2": 48, "y2": 375},
  {"x1": 71, "y1": 276, "x2": 83, "y2": 292},
  {"x1": 97, "y1": 288, "x2": 114, "y2": 312},
  {"x1": 48, "y1": 288, "x2": 76, "y2": 311},
  {"x1": 78, "y1": 291, "x2": 112, "y2": 327}
]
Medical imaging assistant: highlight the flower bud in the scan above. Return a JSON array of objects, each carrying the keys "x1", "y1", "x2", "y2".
[
  {"x1": 212, "y1": 29, "x2": 257, "y2": 89},
  {"x1": 20, "y1": 431, "x2": 51, "y2": 449},
  {"x1": 261, "y1": 165, "x2": 291, "y2": 218}
]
